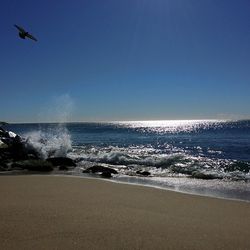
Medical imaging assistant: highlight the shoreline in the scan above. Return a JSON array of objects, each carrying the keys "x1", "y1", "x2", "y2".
[
  {"x1": 1, "y1": 171, "x2": 250, "y2": 202},
  {"x1": 0, "y1": 175, "x2": 250, "y2": 249},
  {"x1": 57, "y1": 174, "x2": 250, "y2": 203}
]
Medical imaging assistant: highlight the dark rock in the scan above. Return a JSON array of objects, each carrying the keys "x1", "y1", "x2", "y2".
[
  {"x1": 136, "y1": 170, "x2": 151, "y2": 176},
  {"x1": 0, "y1": 140, "x2": 8, "y2": 149},
  {"x1": 170, "y1": 165, "x2": 194, "y2": 175},
  {"x1": 0, "y1": 128, "x2": 32, "y2": 161},
  {"x1": 0, "y1": 161, "x2": 9, "y2": 170},
  {"x1": 11, "y1": 160, "x2": 53, "y2": 172},
  {"x1": 0, "y1": 122, "x2": 8, "y2": 126},
  {"x1": 100, "y1": 171, "x2": 112, "y2": 178},
  {"x1": 0, "y1": 127, "x2": 9, "y2": 138},
  {"x1": 83, "y1": 165, "x2": 118, "y2": 175},
  {"x1": 26, "y1": 154, "x2": 39, "y2": 160},
  {"x1": 58, "y1": 165, "x2": 69, "y2": 171},
  {"x1": 0, "y1": 128, "x2": 44, "y2": 170},
  {"x1": 0, "y1": 165, "x2": 8, "y2": 171},
  {"x1": 46, "y1": 157, "x2": 76, "y2": 167},
  {"x1": 0, "y1": 150, "x2": 13, "y2": 162},
  {"x1": 192, "y1": 171, "x2": 223, "y2": 180}
]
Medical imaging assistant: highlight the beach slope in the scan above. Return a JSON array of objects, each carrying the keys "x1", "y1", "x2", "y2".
[{"x1": 0, "y1": 176, "x2": 249, "y2": 250}]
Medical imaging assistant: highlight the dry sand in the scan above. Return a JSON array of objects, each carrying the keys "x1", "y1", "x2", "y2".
[{"x1": 0, "y1": 175, "x2": 249, "y2": 250}]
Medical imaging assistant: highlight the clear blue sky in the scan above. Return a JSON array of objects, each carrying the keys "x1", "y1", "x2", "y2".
[{"x1": 0, "y1": 0, "x2": 250, "y2": 122}]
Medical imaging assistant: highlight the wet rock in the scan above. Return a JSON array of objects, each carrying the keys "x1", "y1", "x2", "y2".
[
  {"x1": 100, "y1": 171, "x2": 112, "y2": 178},
  {"x1": 46, "y1": 157, "x2": 76, "y2": 167},
  {"x1": 192, "y1": 171, "x2": 223, "y2": 180},
  {"x1": 83, "y1": 165, "x2": 118, "y2": 175},
  {"x1": 0, "y1": 127, "x2": 34, "y2": 161},
  {"x1": 58, "y1": 165, "x2": 69, "y2": 171},
  {"x1": 0, "y1": 159, "x2": 10, "y2": 170},
  {"x1": 11, "y1": 160, "x2": 54, "y2": 172},
  {"x1": 0, "y1": 127, "x2": 9, "y2": 137},
  {"x1": 136, "y1": 170, "x2": 151, "y2": 176},
  {"x1": 0, "y1": 166, "x2": 6, "y2": 171},
  {"x1": 0, "y1": 161, "x2": 9, "y2": 171},
  {"x1": 170, "y1": 165, "x2": 194, "y2": 175},
  {"x1": 0, "y1": 128, "x2": 63, "y2": 172},
  {"x1": 0, "y1": 140, "x2": 8, "y2": 149}
]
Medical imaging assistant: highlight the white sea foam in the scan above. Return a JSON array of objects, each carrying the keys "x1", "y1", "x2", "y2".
[
  {"x1": 70, "y1": 144, "x2": 250, "y2": 181},
  {"x1": 24, "y1": 125, "x2": 72, "y2": 159}
]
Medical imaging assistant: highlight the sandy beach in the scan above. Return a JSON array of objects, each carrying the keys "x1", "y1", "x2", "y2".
[{"x1": 0, "y1": 175, "x2": 249, "y2": 250}]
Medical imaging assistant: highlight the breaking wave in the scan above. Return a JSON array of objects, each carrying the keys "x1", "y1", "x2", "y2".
[
  {"x1": 24, "y1": 125, "x2": 72, "y2": 159},
  {"x1": 71, "y1": 145, "x2": 250, "y2": 181}
]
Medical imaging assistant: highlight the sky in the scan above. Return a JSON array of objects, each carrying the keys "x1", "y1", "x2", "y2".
[{"x1": 0, "y1": 0, "x2": 250, "y2": 122}]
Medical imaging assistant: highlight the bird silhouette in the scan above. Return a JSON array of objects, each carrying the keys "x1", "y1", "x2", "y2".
[{"x1": 14, "y1": 24, "x2": 37, "y2": 42}]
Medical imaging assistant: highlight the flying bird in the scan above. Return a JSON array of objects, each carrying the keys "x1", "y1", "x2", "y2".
[{"x1": 14, "y1": 24, "x2": 38, "y2": 41}]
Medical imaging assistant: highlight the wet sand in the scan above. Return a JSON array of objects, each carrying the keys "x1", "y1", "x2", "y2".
[{"x1": 0, "y1": 175, "x2": 249, "y2": 250}]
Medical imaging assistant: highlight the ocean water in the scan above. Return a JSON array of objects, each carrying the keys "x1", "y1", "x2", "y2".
[{"x1": 6, "y1": 120, "x2": 250, "y2": 201}]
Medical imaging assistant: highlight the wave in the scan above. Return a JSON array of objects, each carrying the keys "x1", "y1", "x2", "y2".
[
  {"x1": 77, "y1": 151, "x2": 185, "y2": 168},
  {"x1": 24, "y1": 125, "x2": 72, "y2": 159},
  {"x1": 71, "y1": 146, "x2": 249, "y2": 181}
]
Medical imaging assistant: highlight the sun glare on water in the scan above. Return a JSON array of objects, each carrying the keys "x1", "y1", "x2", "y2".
[{"x1": 114, "y1": 120, "x2": 226, "y2": 133}]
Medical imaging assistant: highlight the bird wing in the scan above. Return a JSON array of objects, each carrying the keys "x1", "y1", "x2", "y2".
[
  {"x1": 14, "y1": 24, "x2": 26, "y2": 33},
  {"x1": 26, "y1": 33, "x2": 38, "y2": 41}
]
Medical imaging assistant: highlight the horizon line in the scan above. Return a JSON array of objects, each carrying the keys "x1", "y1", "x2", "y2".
[{"x1": 4, "y1": 118, "x2": 250, "y2": 124}]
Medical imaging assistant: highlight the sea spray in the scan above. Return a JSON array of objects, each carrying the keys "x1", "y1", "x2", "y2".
[
  {"x1": 23, "y1": 94, "x2": 74, "y2": 158},
  {"x1": 53, "y1": 94, "x2": 74, "y2": 123},
  {"x1": 38, "y1": 94, "x2": 74, "y2": 123},
  {"x1": 24, "y1": 125, "x2": 72, "y2": 159}
]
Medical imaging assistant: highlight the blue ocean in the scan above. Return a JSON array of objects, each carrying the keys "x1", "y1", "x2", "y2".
[{"x1": 6, "y1": 120, "x2": 250, "y2": 201}]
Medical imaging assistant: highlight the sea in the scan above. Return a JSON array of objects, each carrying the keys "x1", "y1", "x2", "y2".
[{"x1": 6, "y1": 120, "x2": 250, "y2": 202}]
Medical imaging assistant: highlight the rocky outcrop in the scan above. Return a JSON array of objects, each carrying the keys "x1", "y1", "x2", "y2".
[
  {"x1": 0, "y1": 127, "x2": 39, "y2": 162},
  {"x1": 0, "y1": 127, "x2": 75, "y2": 173},
  {"x1": 11, "y1": 160, "x2": 53, "y2": 172},
  {"x1": 46, "y1": 157, "x2": 76, "y2": 167}
]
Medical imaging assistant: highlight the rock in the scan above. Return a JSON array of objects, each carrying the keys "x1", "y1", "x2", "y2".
[
  {"x1": 11, "y1": 160, "x2": 54, "y2": 172},
  {"x1": 0, "y1": 128, "x2": 54, "y2": 171},
  {"x1": 0, "y1": 140, "x2": 8, "y2": 149},
  {"x1": 191, "y1": 171, "x2": 222, "y2": 180},
  {"x1": 100, "y1": 171, "x2": 112, "y2": 178},
  {"x1": 0, "y1": 160, "x2": 9, "y2": 170},
  {"x1": 0, "y1": 122, "x2": 8, "y2": 126},
  {"x1": 136, "y1": 170, "x2": 151, "y2": 176},
  {"x1": 0, "y1": 127, "x2": 32, "y2": 161},
  {"x1": 0, "y1": 151, "x2": 11, "y2": 162},
  {"x1": 46, "y1": 157, "x2": 76, "y2": 167},
  {"x1": 0, "y1": 127, "x2": 9, "y2": 137},
  {"x1": 0, "y1": 166, "x2": 7, "y2": 171},
  {"x1": 0, "y1": 161, "x2": 9, "y2": 171},
  {"x1": 83, "y1": 165, "x2": 118, "y2": 175},
  {"x1": 58, "y1": 165, "x2": 69, "y2": 171},
  {"x1": 0, "y1": 128, "x2": 75, "y2": 172}
]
